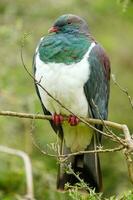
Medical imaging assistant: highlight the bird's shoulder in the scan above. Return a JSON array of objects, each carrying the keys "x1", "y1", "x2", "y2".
[{"x1": 89, "y1": 43, "x2": 110, "y2": 80}]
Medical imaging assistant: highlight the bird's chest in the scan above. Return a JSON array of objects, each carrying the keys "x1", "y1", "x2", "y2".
[{"x1": 35, "y1": 54, "x2": 90, "y2": 117}]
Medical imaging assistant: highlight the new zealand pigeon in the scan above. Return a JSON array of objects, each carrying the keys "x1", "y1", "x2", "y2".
[{"x1": 33, "y1": 14, "x2": 110, "y2": 192}]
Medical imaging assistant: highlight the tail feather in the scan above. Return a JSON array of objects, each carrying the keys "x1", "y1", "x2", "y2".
[
  {"x1": 57, "y1": 142, "x2": 76, "y2": 190},
  {"x1": 83, "y1": 135, "x2": 102, "y2": 192},
  {"x1": 57, "y1": 134, "x2": 102, "y2": 192}
]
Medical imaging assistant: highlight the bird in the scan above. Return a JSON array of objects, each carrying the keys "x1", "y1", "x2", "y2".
[{"x1": 33, "y1": 14, "x2": 110, "y2": 192}]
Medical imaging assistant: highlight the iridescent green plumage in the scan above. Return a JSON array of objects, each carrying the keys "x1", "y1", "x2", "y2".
[{"x1": 39, "y1": 33, "x2": 91, "y2": 64}]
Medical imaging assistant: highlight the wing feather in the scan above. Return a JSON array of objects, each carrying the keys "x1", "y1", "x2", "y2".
[{"x1": 84, "y1": 44, "x2": 110, "y2": 141}]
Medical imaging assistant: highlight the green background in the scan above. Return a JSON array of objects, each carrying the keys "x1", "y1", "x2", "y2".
[{"x1": 0, "y1": 0, "x2": 133, "y2": 199}]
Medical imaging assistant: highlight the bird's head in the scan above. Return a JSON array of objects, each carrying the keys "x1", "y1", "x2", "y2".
[{"x1": 48, "y1": 14, "x2": 89, "y2": 35}]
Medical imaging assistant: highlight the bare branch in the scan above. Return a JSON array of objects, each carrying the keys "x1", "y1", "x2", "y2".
[
  {"x1": 124, "y1": 151, "x2": 133, "y2": 184},
  {"x1": 0, "y1": 110, "x2": 124, "y2": 131},
  {"x1": 122, "y1": 124, "x2": 133, "y2": 151},
  {"x1": 60, "y1": 146, "x2": 124, "y2": 162},
  {"x1": 0, "y1": 145, "x2": 34, "y2": 200},
  {"x1": 28, "y1": 112, "x2": 125, "y2": 160},
  {"x1": 0, "y1": 110, "x2": 127, "y2": 142}
]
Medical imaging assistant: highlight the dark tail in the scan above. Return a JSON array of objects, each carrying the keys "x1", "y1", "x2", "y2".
[{"x1": 57, "y1": 135, "x2": 102, "y2": 192}]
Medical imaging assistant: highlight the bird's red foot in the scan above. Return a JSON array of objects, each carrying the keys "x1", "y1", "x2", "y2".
[
  {"x1": 68, "y1": 115, "x2": 79, "y2": 126},
  {"x1": 52, "y1": 113, "x2": 64, "y2": 125}
]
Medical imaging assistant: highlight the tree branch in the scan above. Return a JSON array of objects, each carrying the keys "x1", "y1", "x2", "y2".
[
  {"x1": 1, "y1": 109, "x2": 133, "y2": 183},
  {"x1": 0, "y1": 145, "x2": 34, "y2": 200},
  {"x1": 0, "y1": 110, "x2": 130, "y2": 152},
  {"x1": 0, "y1": 110, "x2": 128, "y2": 143},
  {"x1": 59, "y1": 146, "x2": 124, "y2": 162}
]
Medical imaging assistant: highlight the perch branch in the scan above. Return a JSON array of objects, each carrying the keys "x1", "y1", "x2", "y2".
[
  {"x1": 0, "y1": 110, "x2": 127, "y2": 143},
  {"x1": 0, "y1": 110, "x2": 130, "y2": 146},
  {"x1": 0, "y1": 110, "x2": 130, "y2": 151},
  {"x1": 0, "y1": 111, "x2": 127, "y2": 155},
  {"x1": 0, "y1": 110, "x2": 124, "y2": 129}
]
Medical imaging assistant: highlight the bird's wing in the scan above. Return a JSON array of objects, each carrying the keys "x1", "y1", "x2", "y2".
[
  {"x1": 84, "y1": 43, "x2": 110, "y2": 141},
  {"x1": 33, "y1": 52, "x2": 63, "y2": 138},
  {"x1": 81, "y1": 44, "x2": 110, "y2": 191}
]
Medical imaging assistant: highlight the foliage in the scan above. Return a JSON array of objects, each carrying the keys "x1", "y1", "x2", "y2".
[
  {"x1": 0, "y1": 0, "x2": 133, "y2": 199},
  {"x1": 118, "y1": 0, "x2": 133, "y2": 12}
]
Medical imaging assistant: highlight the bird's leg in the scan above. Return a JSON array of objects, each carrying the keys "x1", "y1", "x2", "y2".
[
  {"x1": 68, "y1": 115, "x2": 80, "y2": 126},
  {"x1": 52, "y1": 113, "x2": 64, "y2": 125}
]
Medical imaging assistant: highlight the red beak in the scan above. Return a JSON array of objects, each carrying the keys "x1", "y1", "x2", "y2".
[{"x1": 48, "y1": 26, "x2": 59, "y2": 33}]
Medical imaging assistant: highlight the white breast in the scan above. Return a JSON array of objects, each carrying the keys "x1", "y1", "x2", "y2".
[{"x1": 35, "y1": 46, "x2": 93, "y2": 118}]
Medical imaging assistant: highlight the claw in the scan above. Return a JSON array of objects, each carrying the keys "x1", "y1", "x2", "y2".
[
  {"x1": 68, "y1": 115, "x2": 79, "y2": 126},
  {"x1": 52, "y1": 113, "x2": 64, "y2": 125}
]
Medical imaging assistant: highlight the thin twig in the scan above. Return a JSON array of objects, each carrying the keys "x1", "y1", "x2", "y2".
[
  {"x1": 66, "y1": 164, "x2": 101, "y2": 199},
  {"x1": 91, "y1": 99, "x2": 126, "y2": 146},
  {"x1": 112, "y1": 74, "x2": 133, "y2": 110},
  {"x1": 29, "y1": 116, "x2": 57, "y2": 158},
  {"x1": 60, "y1": 146, "x2": 124, "y2": 162},
  {"x1": 27, "y1": 112, "x2": 124, "y2": 161}
]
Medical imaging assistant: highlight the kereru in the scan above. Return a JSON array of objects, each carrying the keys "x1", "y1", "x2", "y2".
[{"x1": 33, "y1": 14, "x2": 110, "y2": 192}]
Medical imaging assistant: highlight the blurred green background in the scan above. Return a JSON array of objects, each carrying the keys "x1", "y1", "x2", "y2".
[{"x1": 0, "y1": 0, "x2": 133, "y2": 199}]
